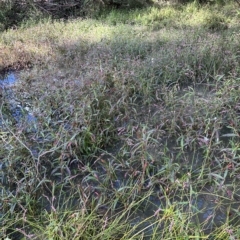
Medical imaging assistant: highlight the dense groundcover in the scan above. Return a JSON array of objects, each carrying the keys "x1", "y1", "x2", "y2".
[
  {"x1": 0, "y1": 0, "x2": 240, "y2": 239},
  {"x1": 1, "y1": 0, "x2": 237, "y2": 30}
]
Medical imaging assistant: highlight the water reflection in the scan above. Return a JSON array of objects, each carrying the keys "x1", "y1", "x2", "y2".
[
  {"x1": 0, "y1": 72, "x2": 37, "y2": 130},
  {"x1": 0, "y1": 72, "x2": 16, "y2": 87}
]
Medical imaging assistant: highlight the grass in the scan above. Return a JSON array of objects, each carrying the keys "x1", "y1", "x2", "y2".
[{"x1": 0, "y1": 1, "x2": 240, "y2": 239}]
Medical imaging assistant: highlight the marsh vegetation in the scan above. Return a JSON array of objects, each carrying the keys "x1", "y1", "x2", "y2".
[{"x1": 0, "y1": 0, "x2": 240, "y2": 239}]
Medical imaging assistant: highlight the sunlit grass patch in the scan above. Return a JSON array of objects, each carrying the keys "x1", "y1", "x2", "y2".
[
  {"x1": 187, "y1": 8, "x2": 228, "y2": 30},
  {"x1": 99, "y1": 2, "x2": 238, "y2": 29}
]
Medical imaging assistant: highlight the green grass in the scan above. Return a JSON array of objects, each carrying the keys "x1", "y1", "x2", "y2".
[{"x1": 0, "y1": 1, "x2": 240, "y2": 239}]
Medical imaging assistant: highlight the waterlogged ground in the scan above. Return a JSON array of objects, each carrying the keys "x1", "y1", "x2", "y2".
[
  {"x1": 1, "y1": 72, "x2": 240, "y2": 238},
  {"x1": 1, "y1": 3, "x2": 240, "y2": 238},
  {"x1": 0, "y1": 72, "x2": 37, "y2": 130},
  {"x1": 88, "y1": 137, "x2": 240, "y2": 236}
]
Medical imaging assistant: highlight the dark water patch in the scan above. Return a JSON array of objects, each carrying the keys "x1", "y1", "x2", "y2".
[{"x1": 88, "y1": 136, "x2": 240, "y2": 237}]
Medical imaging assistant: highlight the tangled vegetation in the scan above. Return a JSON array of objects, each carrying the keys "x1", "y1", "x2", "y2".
[
  {"x1": 1, "y1": 0, "x2": 239, "y2": 30},
  {"x1": 0, "y1": 0, "x2": 240, "y2": 239}
]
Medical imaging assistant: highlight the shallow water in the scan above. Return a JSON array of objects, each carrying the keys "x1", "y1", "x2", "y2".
[
  {"x1": 84, "y1": 135, "x2": 240, "y2": 237},
  {"x1": 1, "y1": 75, "x2": 239, "y2": 238},
  {"x1": 0, "y1": 72, "x2": 16, "y2": 87},
  {"x1": 0, "y1": 72, "x2": 37, "y2": 130}
]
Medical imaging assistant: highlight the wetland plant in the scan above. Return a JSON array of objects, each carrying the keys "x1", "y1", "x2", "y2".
[{"x1": 0, "y1": 1, "x2": 240, "y2": 239}]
